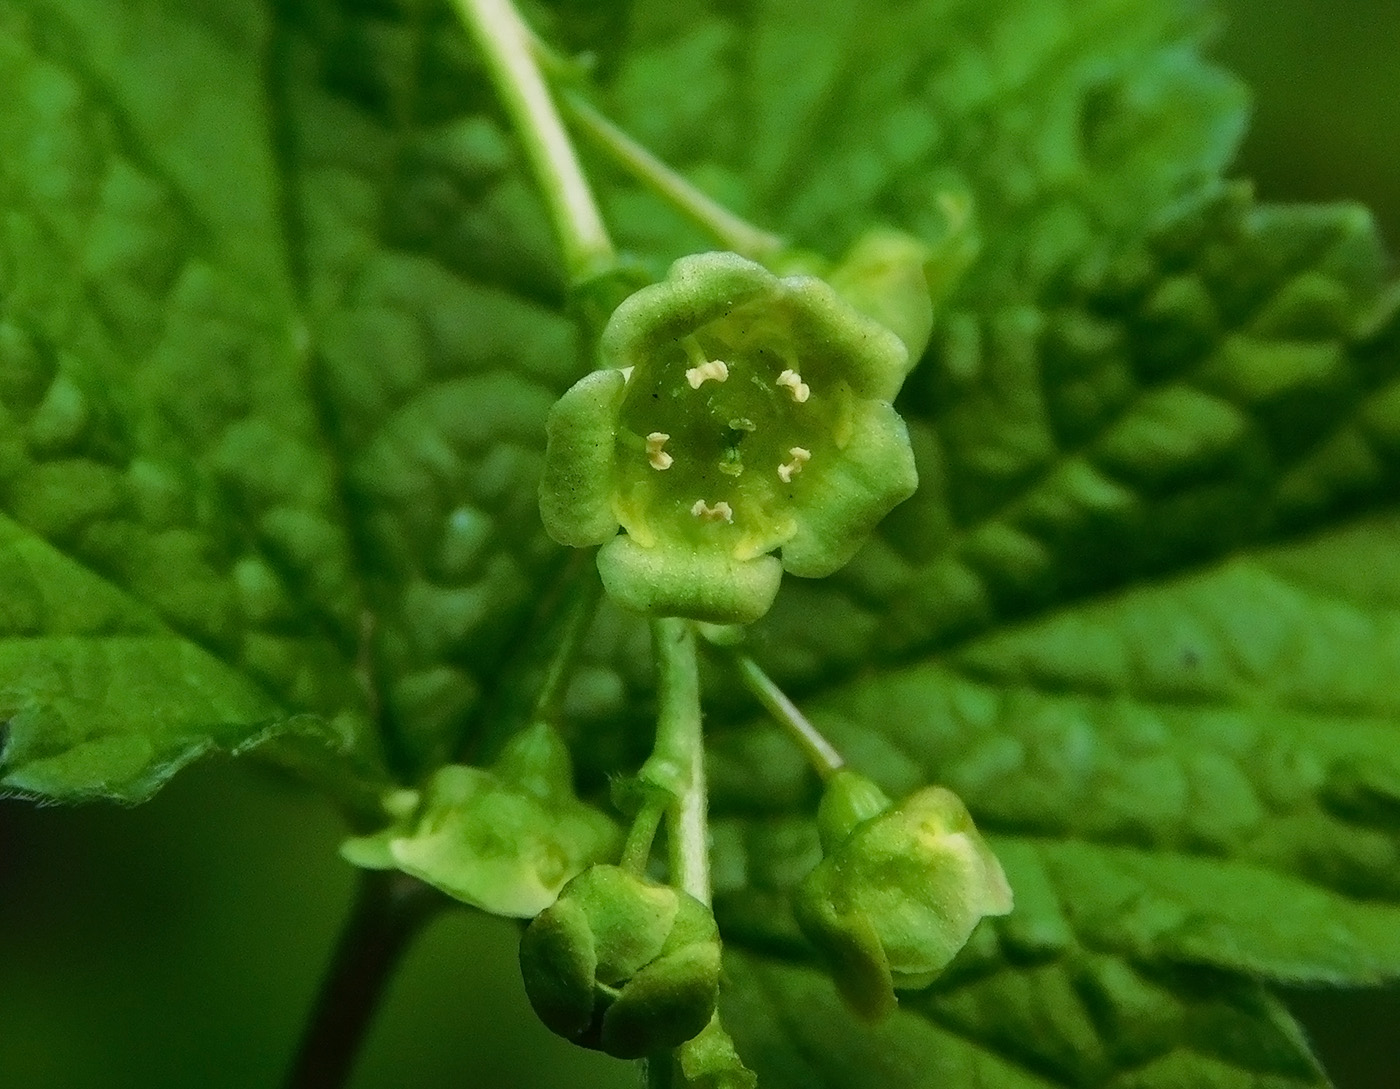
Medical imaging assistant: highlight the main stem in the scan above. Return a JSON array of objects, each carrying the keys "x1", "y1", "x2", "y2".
[
  {"x1": 452, "y1": 0, "x2": 615, "y2": 283},
  {"x1": 282, "y1": 870, "x2": 444, "y2": 1089},
  {"x1": 649, "y1": 618, "x2": 710, "y2": 904}
]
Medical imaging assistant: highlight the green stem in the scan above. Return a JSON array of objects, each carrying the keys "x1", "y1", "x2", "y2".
[
  {"x1": 560, "y1": 91, "x2": 786, "y2": 263},
  {"x1": 531, "y1": 567, "x2": 602, "y2": 725},
  {"x1": 645, "y1": 1054, "x2": 677, "y2": 1089},
  {"x1": 647, "y1": 618, "x2": 711, "y2": 903},
  {"x1": 729, "y1": 650, "x2": 844, "y2": 781},
  {"x1": 282, "y1": 870, "x2": 445, "y2": 1089},
  {"x1": 619, "y1": 795, "x2": 667, "y2": 874},
  {"x1": 452, "y1": 0, "x2": 615, "y2": 282}
]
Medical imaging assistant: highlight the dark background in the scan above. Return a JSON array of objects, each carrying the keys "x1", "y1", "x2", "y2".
[{"x1": 1, "y1": 2, "x2": 1397, "y2": 1086}]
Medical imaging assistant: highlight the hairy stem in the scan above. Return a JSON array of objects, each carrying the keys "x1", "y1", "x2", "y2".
[
  {"x1": 619, "y1": 794, "x2": 668, "y2": 874},
  {"x1": 728, "y1": 649, "x2": 844, "y2": 780},
  {"x1": 648, "y1": 618, "x2": 711, "y2": 904},
  {"x1": 560, "y1": 91, "x2": 786, "y2": 263},
  {"x1": 282, "y1": 870, "x2": 445, "y2": 1089},
  {"x1": 452, "y1": 0, "x2": 615, "y2": 282}
]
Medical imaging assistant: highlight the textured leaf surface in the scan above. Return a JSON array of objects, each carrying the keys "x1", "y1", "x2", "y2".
[
  {"x1": 720, "y1": 949, "x2": 1325, "y2": 1089},
  {"x1": 574, "y1": 0, "x2": 1400, "y2": 1083},
  {"x1": 0, "y1": 0, "x2": 590, "y2": 797},
  {"x1": 0, "y1": 1, "x2": 371, "y2": 798},
  {"x1": 1, "y1": 0, "x2": 1398, "y2": 1085}
]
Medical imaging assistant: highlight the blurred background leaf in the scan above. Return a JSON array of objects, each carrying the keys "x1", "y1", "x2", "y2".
[
  {"x1": 1223, "y1": 0, "x2": 1400, "y2": 246},
  {"x1": 1221, "y1": 5, "x2": 1400, "y2": 1086}
]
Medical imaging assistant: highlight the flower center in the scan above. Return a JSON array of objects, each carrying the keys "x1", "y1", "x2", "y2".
[{"x1": 611, "y1": 304, "x2": 849, "y2": 559}]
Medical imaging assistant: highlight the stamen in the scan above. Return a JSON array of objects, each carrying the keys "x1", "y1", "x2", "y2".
[
  {"x1": 690, "y1": 499, "x2": 734, "y2": 523},
  {"x1": 646, "y1": 432, "x2": 673, "y2": 471},
  {"x1": 686, "y1": 359, "x2": 729, "y2": 389},
  {"x1": 778, "y1": 446, "x2": 811, "y2": 483},
  {"x1": 777, "y1": 369, "x2": 810, "y2": 403}
]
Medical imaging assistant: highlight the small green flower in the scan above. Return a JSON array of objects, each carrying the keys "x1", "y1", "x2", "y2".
[
  {"x1": 340, "y1": 723, "x2": 619, "y2": 918},
  {"x1": 540, "y1": 251, "x2": 918, "y2": 624},
  {"x1": 794, "y1": 771, "x2": 1013, "y2": 1020},
  {"x1": 519, "y1": 864, "x2": 722, "y2": 1058}
]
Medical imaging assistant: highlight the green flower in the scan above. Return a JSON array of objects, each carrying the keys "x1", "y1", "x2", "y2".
[
  {"x1": 794, "y1": 771, "x2": 1014, "y2": 1020},
  {"x1": 340, "y1": 723, "x2": 619, "y2": 918},
  {"x1": 540, "y1": 251, "x2": 918, "y2": 624},
  {"x1": 519, "y1": 864, "x2": 722, "y2": 1058}
]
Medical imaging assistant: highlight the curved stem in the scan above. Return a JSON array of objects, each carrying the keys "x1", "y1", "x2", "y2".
[
  {"x1": 619, "y1": 795, "x2": 667, "y2": 875},
  {"x1": 560, "y1": 91, "x2": 786, "y2": 263},
  {"x1": 282, "y1": 870, "x2": 445, "y2": 1089},
  {"x1": 648, "y1": 618, "x2": 711, "y2": 903},
  {"x1": 452, "y1": 0, "x2": 615, "y2": 283}
]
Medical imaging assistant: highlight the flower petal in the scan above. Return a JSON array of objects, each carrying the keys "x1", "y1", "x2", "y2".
[
  {"x1": 779, "y1": 399, "x2": 918, "y2": 577},
  {"x1": 540, "y1": 368, "x2": 627, "y2": 547},
  {"x1": 597, "y1": 534, "x2": 782, "y2": 624},
  {"x1": 602, "y1": 252, "x2": 775, "y2": 368},
  {"x1": 779, "y1": 274, "x2": 910, "y2": 402}
]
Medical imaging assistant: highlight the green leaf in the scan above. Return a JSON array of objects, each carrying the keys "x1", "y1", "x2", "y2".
[
  {"x1": 0, "y1": 2, "x2": 372, "y2": 800},
  {"x1": 719, "y1": 949, "x2": 1326, "y2": 1089},
  {"x1": 3, "y1": 0, "x2": 1399, "y2": 1085},
  {"x1": 573, "y1": 0, "x2": 1400, "y2": 1083},
  {"x1": 0, "y1": 0, "x2": 592, "y2": 797},
  {"x1": 706, "y1": 510, "x2": 1400, "y2": 986}
]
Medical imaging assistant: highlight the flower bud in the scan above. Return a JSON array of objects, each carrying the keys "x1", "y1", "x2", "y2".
[
  {"x1": 794, "y1": 774, "x2": 1012, "y2": 1020},
  {"x1": 826, "y1": 228, "x2": 936, "y2": 363},
  {"x1": 520, "y1": 864, "x2": 722, "y2": 1058},
  {"x1": 340, "y1": 723, "x2": 619, "y2": 918}
]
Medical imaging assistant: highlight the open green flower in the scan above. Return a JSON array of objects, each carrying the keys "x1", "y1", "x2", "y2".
[
  {"x1": 540, "y1": 251, "x2": 918, "y2": 624},
  {"x1": 519, "y1": 864, "x2": 722, "y2": 1058},
  {"x1": 794, "y1": 771, "x2": 1013, "y2": 1020}
]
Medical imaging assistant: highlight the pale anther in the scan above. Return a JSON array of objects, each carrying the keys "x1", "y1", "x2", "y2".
[
  {"x1": 686, "y1": 359, "x2": 729, "y2": 389},
  {"x1": 778, "y1": 446, "x2": 812, "y2": 483},
  {"x1": 690, "y1": 499, "x2": 734, "y2": 523},
  {"x1": 777, "y1": 369, "x2": 810, "y2": 403},
  {"x1": 646, "y1": 432, "x2": 673, "y2": 471}
]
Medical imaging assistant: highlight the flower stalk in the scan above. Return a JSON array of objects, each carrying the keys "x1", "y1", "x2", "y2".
[
  {"x1": 726, "y1": 650, "x2": 844, "y2": 780},
  {"x1": 559, "y1": 90, "x2": 786, "y2": 263},
  {"x1": 647, "y1": 618, "x2": 711, "y2": 903},
  {"x1": 451, "y1": 0, "x2": 616, "y2": 283}
]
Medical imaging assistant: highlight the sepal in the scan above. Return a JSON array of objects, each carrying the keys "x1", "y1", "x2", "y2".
[{"x1": 340, "y1": 723, "x2": 619, "y2": 918}]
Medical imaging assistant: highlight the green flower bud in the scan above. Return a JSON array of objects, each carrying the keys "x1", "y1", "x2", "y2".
[
  {"x1": 520, "y1": 864, "x2": 722, "y2": 1058},
  {"x1": 826, "y1": 228, "x2": 936, "y2": 363},
  {"x1": 340, "y1": 723, "x2": 619, "y2": 918},
  {"x1": 539, "y1": 251, "x2": 918, "y2": 624},
  {"x1": 794, "y1": 773, "x2": 1013, "y2": 1020}
]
